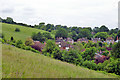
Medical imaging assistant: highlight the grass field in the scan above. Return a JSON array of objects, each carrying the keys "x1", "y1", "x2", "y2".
[
  {"x1": 1, "y1": 23, "x2": 54, "y2": 42},
  {"x1": 2, "y1": 44, "x2": 120, "y2": 78}
]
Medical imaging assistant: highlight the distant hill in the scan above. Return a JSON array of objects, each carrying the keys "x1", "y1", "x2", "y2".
[
  {"x1": 2, "y1": 44, "x2": 119, "y2": 78},
  {"x1": 1, "y1": 23, "x2": 55, "y2": 42}
]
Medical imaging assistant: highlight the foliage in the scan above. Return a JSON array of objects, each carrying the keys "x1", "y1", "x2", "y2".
[
  {"x1": 25, "y1": 37, "x2": 34, "y2": 46},
  {"x1": 55, "y1": 28, "x2": 68, "y2": 39},
  {"x1": 62, "y1": 49, "x2": 83, "y2": 65},
  {"x1": 32, "y1": 32, "x2": 53, "y2": 42},
  {"x1": 105, "y1": 59, "x2": 120, "y2": 75},
  {"x1": 78, "y1": 29, "x2": 92, "y2": 39},
  {"x1": 99, "y1": 25, "x2": 109, "y2": 32},
  {"x1": 15, "y1": 28, "x2": 20, "y2": 32},
  {"x1": 16, "y1": 40, "x2": 23, "y2": 48},
  {"x1": 6, "y1": 17, "x2": 14, "y2": 24},
  {"x1": 74, "y1": 42, "x2": 84, "y2": 52},
  {"x1": 81, "y1": 47, "x2": 97, "y2": 61},
  {"x1": 94, "y1": 32, "x2": 108, "y2": 41},
  {"x1": 42, "y1": 40, "x2": 62, "y2": 60},
  {"x1": 111, "y1": 42, "x2": 120, "y2": 58},
  {"x1": 82, "y1": 60, "x2": 97, "y2": 70}
]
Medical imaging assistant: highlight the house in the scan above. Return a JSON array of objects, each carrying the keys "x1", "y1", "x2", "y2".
[
  {"x1": 77, "y1": 38, "x2": 88, "y2": 43},
  {"x1": 115, "y1": 36, "x2": 120, "y2": 43},
  {"x1": 58, "y1": 41, "x2": 73, "y2": 51},
  {"x1": 31, "y1": 41, "x2": 45, "y2": 52},
  {"x1": 106, "y1": 37, "x2": 114, "y2": 44},
  {"x1": 94, "y1": 53, "x2": 110, "y2": 64},
  {"x1": 91, "y1": 38, "x2": 101, "y2": 43},
  {"x1": 55, "y1": 37, "x2": 63, "y2": 44},
  {"x1": 65, "y1": 38, "x2": 74, "y2": 44}
]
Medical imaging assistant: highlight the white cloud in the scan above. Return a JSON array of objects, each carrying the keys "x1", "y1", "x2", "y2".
[{"x1": 0, "y1": 0, "x2": 119, "y2": 29}]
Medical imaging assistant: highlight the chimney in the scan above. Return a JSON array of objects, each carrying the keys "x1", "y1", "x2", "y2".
[
  {"x1": 117, "y1": 36, "x2": 118, "y2": 40},
  {"x1": 44, "y1": 42, "x2": 46, "y2": 45}
]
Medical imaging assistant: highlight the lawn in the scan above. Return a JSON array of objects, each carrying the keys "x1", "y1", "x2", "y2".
[
  {"x1": 2, "y1": 44, "x2": 120, "y2": 78},
  {"x1": 1, "y1": 23, "x2": 54, "y2": 43}
]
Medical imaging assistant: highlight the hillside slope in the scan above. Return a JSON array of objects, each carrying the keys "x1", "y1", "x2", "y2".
[
  {"x1": 1, "y1": 23, "x2": 54, "y2": 42},
  {"x1": 2, "y1": 44, "x2": 119, "y2": 78}
]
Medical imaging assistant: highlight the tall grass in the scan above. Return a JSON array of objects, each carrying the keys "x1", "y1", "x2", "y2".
[{"x1": 2, "y1": 44, "x2": 120, "y2": 78}]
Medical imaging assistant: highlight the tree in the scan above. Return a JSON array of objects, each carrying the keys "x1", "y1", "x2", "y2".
[
  {"x1": 81, "y1": 47, "x2": 97, "y2": 61},
  {"x1": 105, "y1": 59, "x2": 120, "y2": 75},
  {"x1": 31, "y1": 32, "x2": 45, "y2": 42},
  {"x1": 94, "y1": 32, "x2": 108, "y2": 41},
  {"x1": 78, "y1": 29, "x2": 92, "y2": 39},
  {"x1": 55, "y1": 28, "x2": 68, "y2": 39},
  {"x1": 93, "y1": 27, "x2": 100, "y2": 33},
  {"x1": 15, "y1": 28, "x2": 20, "y2": 32},
  {"x1": 6, "y1": 17, "x2": 14, "y2": 24},
  {"x1": 42, "y1": 40, "x2": 62, "y2": 60},
  {"x1": 111, "y1": 42, "x2": 120, "y2": 58},
  {"x1": 99, "y1": 25, "x2": 109, "y2": 32},
  {"x1": 42, "y1": 32, "x2": 52, "y2": 40},
  {"x1": 71, "y1": 31, "x2": 78, "y2": 41},
  {"x1": 25, "y1": 37, "x2": 34, "y2": 46}
]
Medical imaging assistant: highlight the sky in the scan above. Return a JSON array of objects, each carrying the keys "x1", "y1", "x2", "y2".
[{"x1": 0, "y1": 0, "x2": 119, "y2": 29}]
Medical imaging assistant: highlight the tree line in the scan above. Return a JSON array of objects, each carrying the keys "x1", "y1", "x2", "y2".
[{"x1": 1, "y1": 17, "x2": 119, "y2": 41}]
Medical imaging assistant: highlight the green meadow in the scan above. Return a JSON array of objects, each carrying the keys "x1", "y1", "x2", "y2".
[
  {"x1": 1, "y1": 23, "x2": 54, "y2": 42},
  {"x1": 2, "y1": 44, "x2": 120, "y2": 78}
]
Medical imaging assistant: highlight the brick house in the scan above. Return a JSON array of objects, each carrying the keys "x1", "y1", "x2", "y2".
[
  {"x1": 65, "y1": 38, "x2": 74, "y2": 44},
  {"x1": 94, "y1": 54, "x2": 110, "y2": 64},
  {"x1": 31, "y1": 41, "x2": 45, "y2": 52},
  {"x1": 91, "y1": 38, "x2": 101, "y2": 43},
  {"x1": 58, "y1": 41, "x2": 73, "y2": 51},
  {"x1": 106, "y1": 37, "x2": 114, "y2": 44},
  {"x1": 77, "y1": 38, "x2": 88, "y2": 43}
]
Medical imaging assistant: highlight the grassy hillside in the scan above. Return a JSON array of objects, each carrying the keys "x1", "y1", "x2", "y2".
[
  {"x1": 2, "y1": 44, "x2": 120, "y2": 78},
  {"x1": 1, "y1": 23, "x2": 54, "y2": 42}
]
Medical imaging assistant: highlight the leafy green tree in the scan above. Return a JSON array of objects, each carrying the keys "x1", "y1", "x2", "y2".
[
  {"x1": 82, "y1": 60, "x2": 97, "y2": 70},
  {"x1": 78, "y1": 29, "x2": 92, "y2": 39},
  {"x1": 6, "y1": 17, "x2": 14, "y2": 24},
  {"x1": 42, "y1": 40, "x2": 62, "y2": 60},
  {"x1": 62, "y1": 49, "x2": 83, "y2": 65},
  {"x1": 94, "y1": 32, "x2": 108, "y2": 41},
  {"x1": 105, "y1": 59, "x2": 120, "y2": 75},
  {"x1": 55, "y1": 28, "x2": 68, "y2": 39},
  {"x1": 93, "y1": 27, "x2": 100, "y2": 33},
  {"x1": 32, "y1": 32, "x2": 45, "y2": 42},
  {"x1": 74, "y1": 42, "x2": 84, "y2": 52},
  {"x1": 111, "y1": 42, "x2": 120, "y2": 58},
  {"x1": 99, "y1": 25, "x2": 109, "y2": 32},
  {"x1": 81, "y1": 47, "x2": 97, "y2": 61},
  {"x1": 43, "y1": 32, "x2": 52, "y2": 40},
  {"x1": 71, "y1": 31, "x2": 78, "y2": 41}
]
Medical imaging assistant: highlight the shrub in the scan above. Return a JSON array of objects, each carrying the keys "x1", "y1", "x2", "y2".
[
  {"x1": 15, "y1": 28, "x2": 20, "y2": 32},
  {"x1": 11, "y1": 36, "x2": 14, "y2": 41},
  {"x1": 25, "y1": 46, "x2": 31, "y2": 50},
  {"x1": 105, "y1": 59, "x2": 120, "y2": 75},
  {"x1": 25, "y1": 37, "x2": 34, "y2": 46},
  {"x1": 82, "y1": 60, "x2": 97, "y2": 70}
]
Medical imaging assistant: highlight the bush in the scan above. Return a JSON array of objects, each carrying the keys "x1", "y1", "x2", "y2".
[
  {"x1": 15, "y1": 28, "x2": 20, "y2": 32},
  {"x1": 105, "y1": 59, "x2": 120, "y2": 75},
  {"x1": 82, "y1": 60, "x2": 97, "y2": 70},
  {"x1": 30, "y1": 48, "x2": 40, "y2": 53},
  {"x1": 25, "y1": 37, "x2": 34, "y2": 46}
]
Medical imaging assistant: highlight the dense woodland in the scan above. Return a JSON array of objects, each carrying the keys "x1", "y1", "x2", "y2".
[{"x1": 0, "y1": 17, "x2": 120, "y2": 76}]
